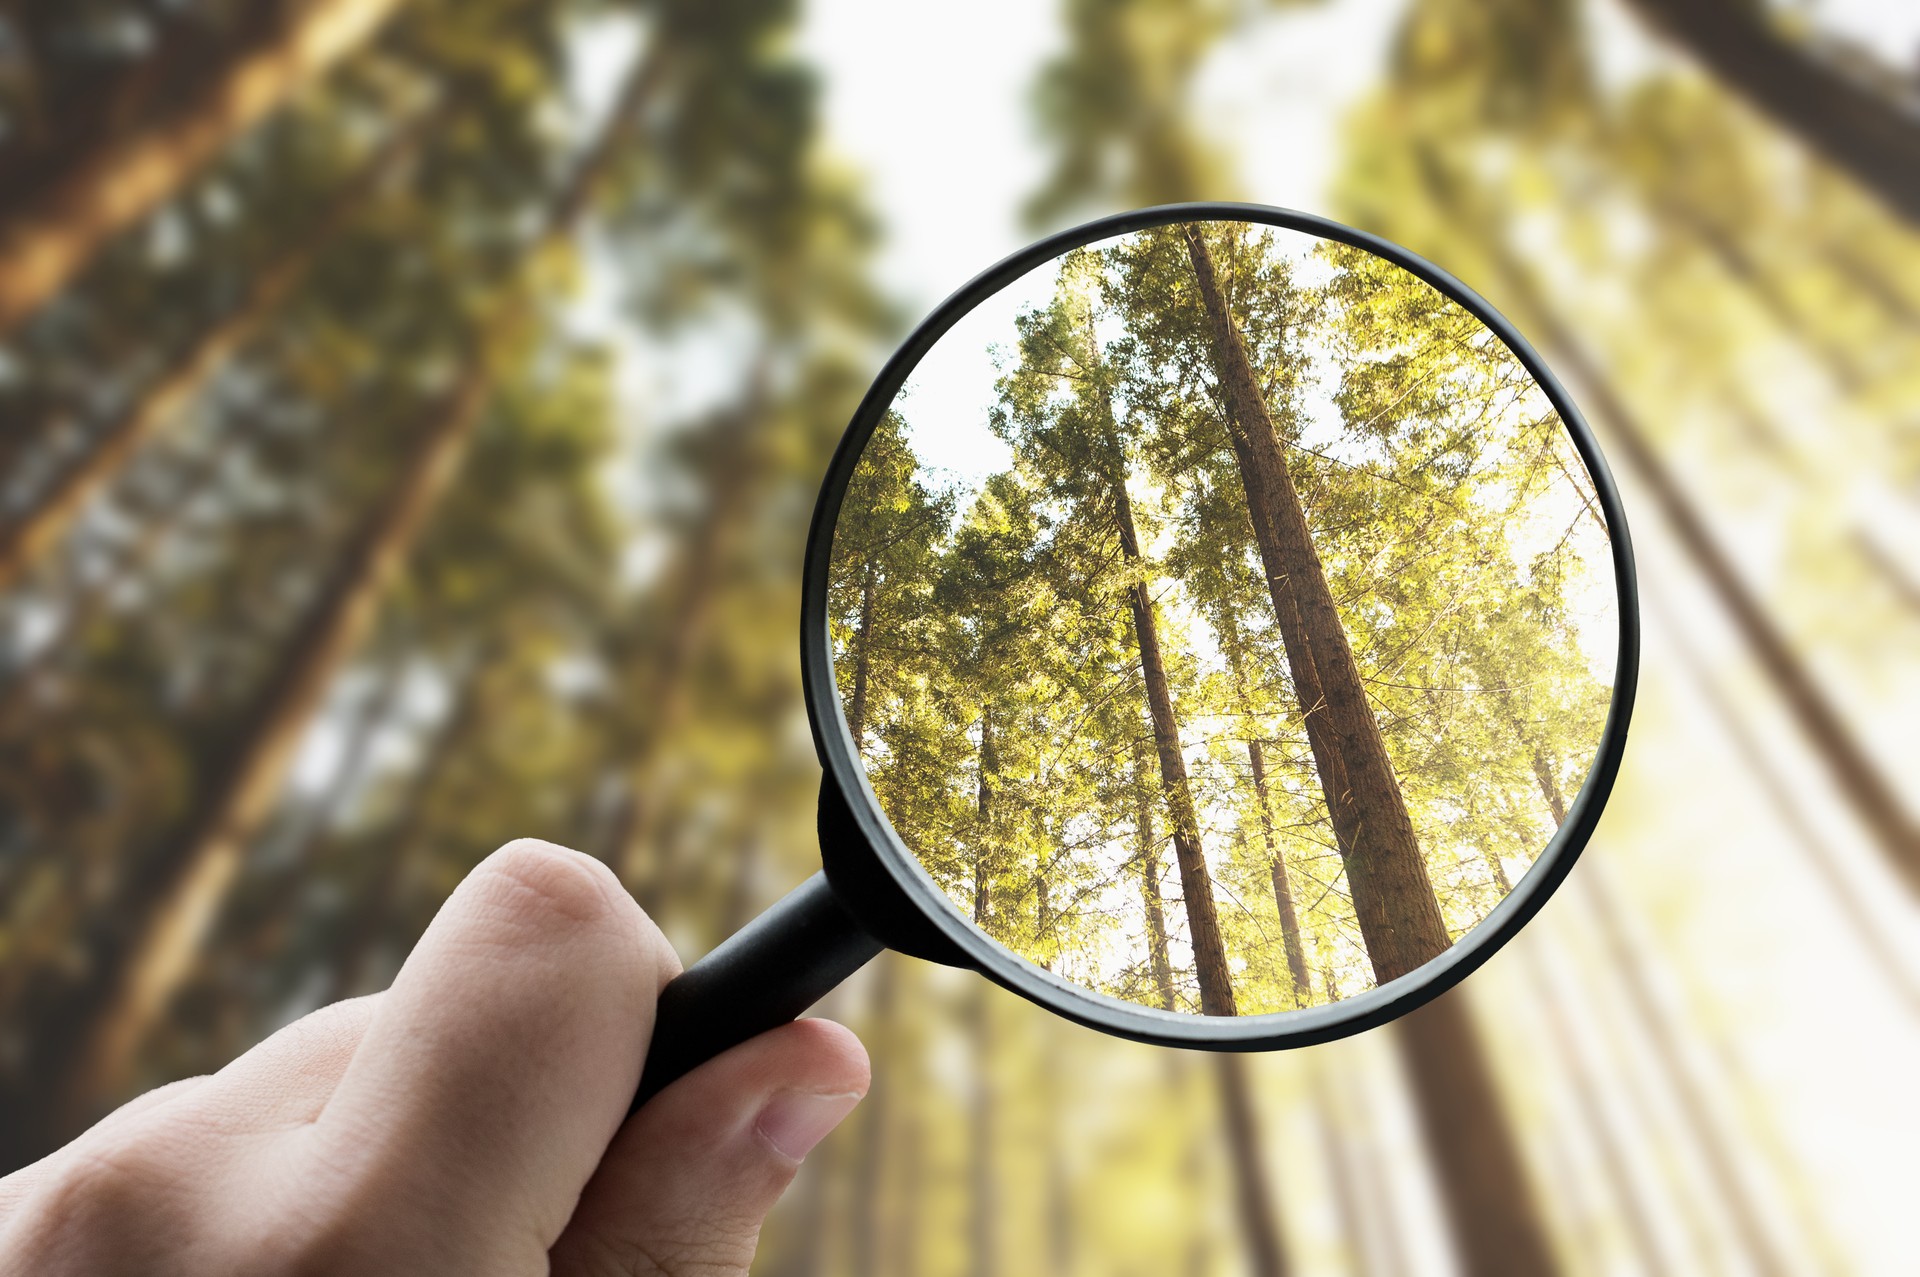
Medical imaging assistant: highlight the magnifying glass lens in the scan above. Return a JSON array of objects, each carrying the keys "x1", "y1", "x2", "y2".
[{"x1": 827, "y1": 220, "x2": 1618, "y2": 1019}]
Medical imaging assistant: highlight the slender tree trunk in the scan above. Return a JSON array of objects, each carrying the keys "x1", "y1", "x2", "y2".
[
  {"x1": 0, "y1": 0, "x2": 410, "y2": 335},
  {"x1": 1659, "y1": 196, "x2": 1867, "y2": 393},
  {"x1": 968, "y1": 983, "x2": 995, "y2": 1277},
  {"x1": 1213, "y1": 1054, "x2": 1291, "y2": 1277},
  {"x1": 57, "y1": 364, "x2": 489, "y2": 1113},
  {"x1": 0, "y1": 110, "x2": 435, "y2": 593},
  {"x1": 1113, "y1": 473, "x2": 1236, "y2": 1015},
  {"x1": 1413, "y1": 149, "x2": 1920, "y2": 898},
  {"x1": 1184, "y1": 223, "x2": 1451, "y2": 984},
  {"x1": 1617, "y1": 0, "x2": 1920, "y2": 226},
  {"x1": 1577, "y1": 870, "x2": 1803, "y2": 1277},
  {"x1": 975, "y1": 707, "x2": 996, "y2": 926},
  {"x1": 1526, "y1": 956, "x2": 1680, "y2": 1277},
  {"x1": 1218, "y1": 600, "x2": 1313, "y2": 1005},
  {"x1": 1132, "y1": 734, "x2": 1180, "y2": 1012},
  {"x1": 1393, "y1": 992, "x2": 1563, "y2": 1277},
  {"x1": 846, "y1": 560, "x2": 877, "y2": 748},
  {"x1": 1308, "y1": 1063, "x2": 1385, "y2": 1277}
]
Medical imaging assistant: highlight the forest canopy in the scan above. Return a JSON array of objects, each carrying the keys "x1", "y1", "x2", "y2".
[{"x1": 829, "y1": 221, "x2": 1617, "y2": 1017}]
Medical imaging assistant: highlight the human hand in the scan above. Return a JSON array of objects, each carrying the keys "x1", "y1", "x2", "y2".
[{"x1": 0, "y1": 839, "x2": 869, "y2": 1275}]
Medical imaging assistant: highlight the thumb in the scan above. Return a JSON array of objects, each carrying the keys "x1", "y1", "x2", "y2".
[{"x1": 550, "y1": 1017, "x2": 868, "y2": 1277}]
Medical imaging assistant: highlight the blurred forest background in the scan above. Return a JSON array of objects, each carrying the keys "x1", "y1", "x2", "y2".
[{"x1": 1, "y1": 0, "x2": 1917, "y2": 1273}]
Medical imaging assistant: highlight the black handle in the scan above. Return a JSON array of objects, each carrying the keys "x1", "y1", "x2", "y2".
[{"x1": 632, "y1": 870, "x2": 883, "y2": 1110}]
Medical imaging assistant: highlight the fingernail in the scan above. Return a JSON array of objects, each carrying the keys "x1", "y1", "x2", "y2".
[{"x1": 754, "y1": 1089, "x2": 863, "y2": 1161}]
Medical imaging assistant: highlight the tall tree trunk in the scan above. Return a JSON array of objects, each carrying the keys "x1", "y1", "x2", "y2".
[
  {"x1": 1183, "y1": 223, "x2": 1451, "y2": 985},
  {"x1": 613, "y1": 373, "x2": 772, "y2": 886},
  {"x1": 974, "y1": 707, "x2": 996, "y2": 927},
  {"x1": 1659, "y1": 196, "x2": 1867, "y2": 393},
  {"x1": 0, "y1": 108, "x2": 436, "y2": 592},
  {"x1": 846, "y1": 560, "x2": 877, "y2": 748},
  {"x1": 1132, "y1": 734, "x2": 1180, "y2": 1012},
  {"x1": 968, "y1": 983, "x2": 996, "y2": 1277},
  {"x1": 1412, "y1": 148, "x2": 1920, "y2": 898},
  {"x1": 1525, "y1": 956, "x2": 1681, "y2": 1277},
  {"x1": 1393, "y1": 993, "x2": 1563, "y2": 1277},
  {"x1": 1113, "y1": 473, "x2": 1236, "y2": 1015},
  {"x1": 1213, "y1": 1054, "x2": 1292, "y2": 1277},
  {"x1": 1218, "y1": 599, "x2": 1313, "y2": 1005},
  {"x1": 1576, "y1": 870, "x2": 1804, "y2": 1277},
  {"x1": 0, "y1": 0, "x2": 409, "y2": 335},
  {"x1": 1617, "y1": 0, "x2": 1920, "y2": 226},
  {"x1": 57, "y1": 364, "x2": 489, "y2": 1114},
  {"x1": 1308, "y1": 1064, "x2": 1383, "y2": 1277}
]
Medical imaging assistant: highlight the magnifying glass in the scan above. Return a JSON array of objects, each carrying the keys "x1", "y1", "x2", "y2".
[{"x1": 633, "y1": 201, "x2": 1638, "y2": 1106}]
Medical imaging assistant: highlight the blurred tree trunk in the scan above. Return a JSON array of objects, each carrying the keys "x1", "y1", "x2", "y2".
[
  {"x1": 1213, "y1": 1054, "x2": 1291, "y2": 1277},
  {"x1": 1414, "y1": 148, "x2": 1920, "y2": 898},
  {"x1": 1525, "y1": 958, "x2": 1680, "y2": 1277},
  {"x1": 1308, "y1": 1066, "x2": 1379, "y2": 1277},
  {"x1": 1394, "y1": 993, "x2": 1563, "y2": 1277},
  {"x1": 0, "y1": 0, "x2": 408, "y2": 335},
  {"x1": 968, "y1": 984, "x2": 996, "y2": 1277},
  {"x1": 0, "y1": 110, "x2": 436, "y2": 593},
  {"x1": 1113, "y1": 469, "x2": 1236, "y2": 1015},
  {"x1": 58, "y1": 362, "x2": 490, "y2": 1114},
  {"x1": 1131, "y1": 733, "x2": 1179, "y2": 1011},
  {"x1": 1183, "y1": 223, "x2": 1450, "y2": 986},
  {"x1": 1617, "y1": 0, "x2": 1920, "y2": 227},
  {"x1": 1577, "y1": 870, "x2": 1802, "y2": 1277},
  {"x1": 613, "y1": 374, "x2": 770, "y2": 888}
]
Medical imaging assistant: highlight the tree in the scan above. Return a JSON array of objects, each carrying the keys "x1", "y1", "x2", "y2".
[
  {"x1": 1615, "y1": 0, "x2": 1920, "y2": 228},
  {"x1": 0, "y1": 0, "x2": 409, "y2": 335}
]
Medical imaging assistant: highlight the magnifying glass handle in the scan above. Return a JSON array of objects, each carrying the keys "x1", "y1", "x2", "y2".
[{"x1": 632, "y1": 869, "x2": 883, "y2": 1111}]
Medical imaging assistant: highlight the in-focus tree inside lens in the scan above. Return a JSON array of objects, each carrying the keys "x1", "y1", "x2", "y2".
[{"x1": 829, "y1": 221, "x2": 1616, "y2": 1017}]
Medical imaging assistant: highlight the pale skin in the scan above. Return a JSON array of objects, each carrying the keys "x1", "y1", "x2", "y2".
[{"x1": 0, "y1": 839, "x2": 870, "y2": 1276}]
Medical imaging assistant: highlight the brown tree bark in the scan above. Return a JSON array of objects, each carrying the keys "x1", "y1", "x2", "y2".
[
  {"x1": 1616, "y1": 0, "x2": 1920, "y2": 228},
  {"x1": 1131, "y1": 735, "x2": 1180, "y2": 1012},
  {"x1": 0, "y1": 112, "x2": 434, "y2": 593},
  {"x1": 1213, "y1": 1054, "x2": 1292, "y2": 1277},
  {"x1": 1183, "y1": 223, "x2": 1452, "y2": 985},
  {"x1": 1113, "y1": 473, "x2": 1236, "y2": 1015},
  {"x1": 974, "y1": 707, "x2": 996, "y2": 927},
  {"x1": 847, "y1": 560, "x2": 876, "y2": 748},
  {"x1": 1393, "y1": 992, "x2": 1563, "y2": 1277},
  {"x1": 0, "y1": 0, "x2": 409, "y2": 335},
  {"x1": 1413, "y1": 150, "x2": 1920, "y2": 898}
]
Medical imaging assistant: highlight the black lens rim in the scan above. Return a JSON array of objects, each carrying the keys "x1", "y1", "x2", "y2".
[{"x1": 800, "y1": 201, "x2": 1640, "y2": 1052}]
